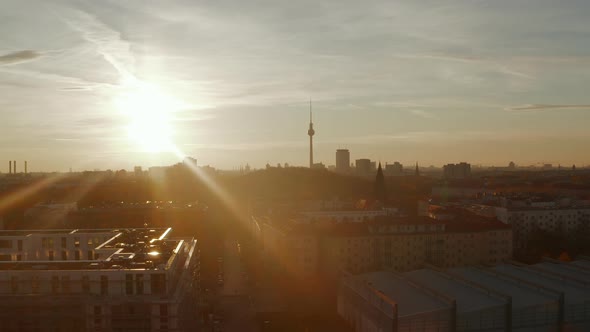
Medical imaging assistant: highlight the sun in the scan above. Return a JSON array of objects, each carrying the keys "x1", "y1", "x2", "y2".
[{"x1": 115, "y1": 82, "x2": 182, "y2": 153}]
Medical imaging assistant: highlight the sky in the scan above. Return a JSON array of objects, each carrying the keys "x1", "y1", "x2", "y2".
[{"x1": 1, "y1": 0, "x2": 590, "y2": 171}]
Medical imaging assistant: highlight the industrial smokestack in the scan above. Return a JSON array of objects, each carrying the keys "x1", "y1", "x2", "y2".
[
  {"x1": 9, "y1": 161, "x2": 11, "y2": 174},
  {"x1": 25, "y1": 161, "x2": 27, "y2": 174},
  {"x1": 13, "y1": 160, "x2": 16, "y2": 174}
]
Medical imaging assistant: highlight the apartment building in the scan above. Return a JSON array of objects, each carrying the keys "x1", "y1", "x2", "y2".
[
  {"x1": 495, "y1": 206, "x2": 590, "y2": 250},
  {"x1": 251, "y1": 215, "x2": 512, "y2": 278},
  {"x1": 0, "y1": 227, "x2": 200, "y2": 332}
]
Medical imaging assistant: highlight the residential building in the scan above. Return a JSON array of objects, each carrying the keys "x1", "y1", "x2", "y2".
[
  {"x1": 494, "y1": 206, "x2": 590, "y2": 251},
  {"x1": 0, "y1": 227, "x2": 200, "y2": 332},
  {"x1": 251, "y1": 214, "x2": 512, "y2": 278}
]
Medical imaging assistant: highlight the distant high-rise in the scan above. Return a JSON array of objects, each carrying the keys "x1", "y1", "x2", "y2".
[
  {"x1": 443, "y1": 162, "x2": 471, "y2": 179},
  {"x1": 356, "y1": 159, "x2": 372, "y2": 177},
  {"x1": 385, "y1": 162, "x2": 403, "y2": 176},
  {"x1": 335, "y1": 149, "x2": 350, "y2": 173},
  {"x1": 308, "y1": 100, "x2": 315, "y2": 168}
]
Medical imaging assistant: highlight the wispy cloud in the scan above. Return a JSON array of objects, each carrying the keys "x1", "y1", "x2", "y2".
[
  {"x1": 506, "y1": 104, "x2": 590, "y2": 111},
  {"x1": 409, "y1": 109, "x2": 436, "y2": 119},
  {"x1": 61, "y1": 9, "x2": 135, "y2": 82},
  {"x1": 183, "y1": 140, "x2": 305, "y2": 151},
  {"x1": 0, "y1": 50, "x2": 42, "y2": 66}
]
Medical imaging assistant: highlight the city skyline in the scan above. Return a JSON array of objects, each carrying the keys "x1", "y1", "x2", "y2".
[{"x1": 2, "y1": 1, "x2": 590, "y2": 171}]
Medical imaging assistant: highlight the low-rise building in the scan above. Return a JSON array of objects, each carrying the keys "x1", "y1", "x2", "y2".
[{"x1": 339, "y1": 260, "x2": 590, "y2": 332}]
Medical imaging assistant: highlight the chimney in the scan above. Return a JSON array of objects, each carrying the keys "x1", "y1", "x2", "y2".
[
  {"x1": 8, "y1": 161, "x2": 11, "y2": 174},
  {"x1": 25, "y1": 161, "x2": 27, "y2": 174},
  {"x1": 13, "y1": 160, "x2": 16, "y2": 174}
]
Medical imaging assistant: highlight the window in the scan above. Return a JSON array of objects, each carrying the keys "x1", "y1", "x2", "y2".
[
  {"x1": 82, "y1": 276, "x2": 90, "y2": 293},
  {"x1": 74, "y1": 237, "x2": 80, "y2": 248},
  {"x1": 51, "y1": 276, "x2": 59, "y2": 294},
  {"x1": 31, "y1": 276, "x2": 40, "y2": 294},
  {"x1": 87, "y1": 250, "x2": 93, "y2": 260},
  {"x1": 61, "y1": 237, "x2": 67, "y2": 248},
  {"x1": 87, "y1": 238, "x2": 93, "y2": 246},
  {"x1": 151, "y1": 274, "x2": 166, "y2": 295},
  {"x1": 61, "y1": 276, "x2": 70, "y2": 293},
  {"x1": 17, "y1": 240, "x2": 22, "y2": 251},
  {"x1": 126, "y1": 274, "x2": 133, "y2": 295},
  {"x1": 16, "y1": 254, "x2": 22, "y2": 261},
  {"x1": 61, "y1": 251, "x2": 67, "y2": 260},
  {"x1": 11, "y1": 276, "x2": 18, "y2": 293},
  {"x1": 0, "y1": 240, "x2": 12, "y2": 249},
  {"x1": 75, "y1": 250, "x2": 80, "y2": 260},
  {"x1": 48, "y1": 251, "x2": 54, "y2": 261},
  {"x1": 160, "y1": 304, "x2": 168, "y2": 316},
  {"x1": 136, "y1": 274, "x2": 144, "y2": 294},
  {"x1": 100, "y1": 276, "x2": 108, "y2": 295},
  {"x1": 42, "y1": 238, "x2": 50, "y2": 249}
]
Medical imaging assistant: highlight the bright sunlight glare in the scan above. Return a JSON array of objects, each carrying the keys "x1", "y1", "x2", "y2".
[{"x1": 115, "y1": 81, "x2": 185, "y2": 153}]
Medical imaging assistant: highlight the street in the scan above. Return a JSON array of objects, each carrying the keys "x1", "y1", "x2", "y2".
[{"x1": 213, "y1": 239, "x2": 258, "y2": 332}]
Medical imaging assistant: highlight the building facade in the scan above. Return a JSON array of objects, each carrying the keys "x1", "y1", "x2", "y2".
[
  {"x1": 252, "y1": 216, "x2": 512, "y2": 279},
  {"x1": 0, "y1": 228, "x2": 200, "y2": 332},
  {"x1": 443, "y1": 162, "x2": 472, "y2": 179},
  {"x1": 495, "y1": 206, "x2": 590, "y2": 251},
  {"x1": 336, "y1": 149, "x2": 351, "y2": 173}
]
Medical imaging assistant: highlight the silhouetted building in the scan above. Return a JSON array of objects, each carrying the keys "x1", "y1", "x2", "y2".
[
  {"x1": 443, "y1": 162, "x2": 471, "y2": 179},
  {"x1": 312, "y1": 162, "x2": 326, "y2": 169},
  {"x1": 336, "y1": 149, "x2": 350, "y2": 173},
  {"x1": 374, "y1": 162, "x2": 387, "y2": 202},
  {"x1": 355, "y1": 159, "x2": 372, "y2": 177},
  {"x1": 385, "y1": 162, "x2": 403, "y2": 176},
  {"x1": 134, "y1": 166, "x2": 143, "y2": 176}
]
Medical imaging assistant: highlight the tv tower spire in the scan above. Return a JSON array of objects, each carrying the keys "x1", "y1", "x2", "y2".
[{"x1": 308, "y1": 99, "x2": 315, "y2": 168}]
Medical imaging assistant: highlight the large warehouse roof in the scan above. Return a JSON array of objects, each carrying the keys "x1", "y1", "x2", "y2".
[
  {"x1": 449, "y1": 266, "x2": 560, "y2": 309},
  {"x1": 534, "y1": 261, "x2": 590, "y2": 282},
  {"x1": 355, "y1": 271, "x2": 450, "y2": 317},
  {"x1": 404, "y1": 269, "x2": 506, "y2": 313},
  {"x1": 493, "y1": 263, "x2": 590, "y2": 304}
]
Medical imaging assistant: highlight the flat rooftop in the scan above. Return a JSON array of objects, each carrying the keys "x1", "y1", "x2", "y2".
[
  {"x1": 571, "y1": 260, "x2": 590, "y2": 271},
  {"x1": 404, "y1": 269, "x2": 506, "y2": 313},
  {"x1": 354, "y1": 271, "x2": 450, "y2": 317},
  {"x1": 493, "y1": 264, "x2": 590, "y2": 304},
  {"x1": 449, "y1": 267, "x2": 559, "y2": 309},
  {"x1": 534, "y1": 262, "x2": 590, "y2": 283},
  {"x1": 0, "y1": 228, "x2": 180, "y2": 271}
]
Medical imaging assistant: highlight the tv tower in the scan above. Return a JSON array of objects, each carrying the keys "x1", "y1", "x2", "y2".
[{"x1": 308, "y1": 100, "x2": 315, "y2": 168}]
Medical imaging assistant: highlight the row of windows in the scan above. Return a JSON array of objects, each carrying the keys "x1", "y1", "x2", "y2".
[
  {"x1": 40, "y1": 236, "x2": 106, "y2": 249},
  {"x1": 7, "y1": 274, "x2": 166, "y2": 295}
]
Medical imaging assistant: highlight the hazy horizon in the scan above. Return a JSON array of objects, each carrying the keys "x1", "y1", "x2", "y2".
[{"x1": 2, "y1": 0, "x2": 590, "y2": 171}]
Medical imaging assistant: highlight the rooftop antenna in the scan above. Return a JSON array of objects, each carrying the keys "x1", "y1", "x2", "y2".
[{"x1": 308, "y1": 98, "x2": 315, "y2": 168}]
